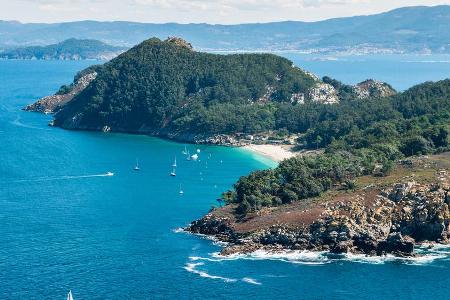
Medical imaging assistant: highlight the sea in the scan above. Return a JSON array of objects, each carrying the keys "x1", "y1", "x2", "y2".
[{"x1": 0, "y1": 56, "x2": 450, "y2": 299}]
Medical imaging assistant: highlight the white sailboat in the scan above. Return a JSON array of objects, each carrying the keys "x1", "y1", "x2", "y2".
[
  {"x1": 182, "y1": 145, "x2": 188, "y2": 155},
  {"x1": 67, "y1": 290, "x2": 74, "y2": 300},
  {"x1": 172, "y1": 157, "x2": 177, "y2": 167},
  {"x1": 179, "y1": 184, "x2": 184, "y2": 195},
  {"x1": 134, "y1": 158, "x2": 140, "y2": 171},
  {"x1": 170, "y1": 167, "x2": 176, "y2": 177},
  {"x1": 186, "y1": 150, "x2": 191, "y2": 161}
]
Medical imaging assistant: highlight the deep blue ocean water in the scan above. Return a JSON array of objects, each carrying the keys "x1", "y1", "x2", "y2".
[{"x1": 1, "y1": 58, "x2": 450, "y2": 299}]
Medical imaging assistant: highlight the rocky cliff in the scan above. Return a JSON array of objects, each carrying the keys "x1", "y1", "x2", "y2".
[
  {"x1": 187, "y1": 154, "x2": 450, "y2": 257},
  {"x1": 23, "y1": 71, "x2": 97, "y2": 114}
]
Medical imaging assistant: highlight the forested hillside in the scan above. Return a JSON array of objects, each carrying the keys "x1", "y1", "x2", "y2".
[
  {"x1": 224, "y1": 80, "x2": 450, "y2": 215},
  {"x1": 0, "y1": 38, "x2": 124, "y2": 60},
  {"x1": 53, "y1": 37, "x2": 317, "y2": 133}
]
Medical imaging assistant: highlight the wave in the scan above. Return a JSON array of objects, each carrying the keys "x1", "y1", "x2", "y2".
[
  {"x1": 209, "y1": 247, "x2": 448, "y2": 266},
  {"x1": 173, "y1": 229, "x2": 229, "y2": 247},
  {"x1": 211, "y1": 250, "x2": 331, "y2": 265},
  {"x1": 11, "y1": 173, "x2": 114, "y2": 183},
  {"x1": 184, "y1": 259, "x2": 263, "y2": 285},
  {"x1": 242, "y1": 277, "x2": 262, "y2": 285},
  {"x1": 10, "y1": 114, "x2": 50, "y2": 131},
  {"x1": 341, "y1": 252, "x2": 446, "y2": 265},
  {"x1": 184, "y1": 262, "x2": 237, "y2": 283}
]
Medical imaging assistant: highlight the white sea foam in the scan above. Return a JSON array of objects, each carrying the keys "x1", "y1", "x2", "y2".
[
  {"x1": 242, "y1": 277, "x2": 262, "y2": 285},
  {"x1": 183, "y1": 262, "x2": 237, "y2": 283},
  {"x1": 184, "y1": 259, "x2": 264, "y2": 285},
  {"x1": 172, "y1": 227, "x2": 185, "y2": 233},
  {"x1": 344, "y1": 252, "x2": 447, "y2": 265},
  {"x1": 211, "y1": 250, "x2": 331, "y2": 265},
  {"x1": 208, "y1": 248, "x2": 448, "y2": 266}
]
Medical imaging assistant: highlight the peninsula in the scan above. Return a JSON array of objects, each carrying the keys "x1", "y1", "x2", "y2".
[
  {"x1": 0, "y1": 38, "x2": 125, "y2": 60},
  {"x1": 24, "y1": 37, "x2": 450, "y2": 257}
]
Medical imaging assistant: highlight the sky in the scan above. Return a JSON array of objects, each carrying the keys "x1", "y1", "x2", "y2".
[{"x1": 2, "y1": 0, "x2": 450, "y2": 24}]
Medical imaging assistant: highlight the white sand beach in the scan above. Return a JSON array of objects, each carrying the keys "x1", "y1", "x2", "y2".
[{"x1": 243, "y1": 144, "x2": 297, "y2": 163}]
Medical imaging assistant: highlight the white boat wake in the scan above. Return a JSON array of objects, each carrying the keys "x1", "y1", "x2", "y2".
[{"x1": 11, "y1": 172, "x2": 115, "y2": 183}]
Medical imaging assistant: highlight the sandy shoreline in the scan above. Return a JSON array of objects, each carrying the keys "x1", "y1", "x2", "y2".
[{"x1": 242, "y1": 144, "x2": 297, "y2": 162}]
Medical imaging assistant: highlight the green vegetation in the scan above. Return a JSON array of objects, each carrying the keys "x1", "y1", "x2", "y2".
[
  {"x1": 0, "y1": 38, "x2": 124, "y2": 60},
  {"x1": 53, "y1": 37, "x2": 316, "y2": 131},
  {"x1": 50, "y1": 37, "x2": 450, "y2": 216},
  {"x1": 224, "y1": 79, "x2": 450, "y2": 215}
]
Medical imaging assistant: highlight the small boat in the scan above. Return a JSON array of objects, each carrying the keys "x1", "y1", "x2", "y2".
[
  {"x1": 106, "y1": 172, "x2": 114, "y2": 176},
  {"x1": 67, "y1": 290, "x2": 74, "y2": 300},
  {"x1": 191, "y1": 153, "x2": 199, "y2": 161},
  {"x1": 196, "y1": 149, "x2": 201, "y2": 153},
  {"x1": 182, "y1": 145, "x2": 188, "y2": 155},
  {"x1": 172, "y1": 157, "x2": 177, "y2": 167},
  {"x1": 170, "y1": 168, "x2": 176, "y2": 177},
  {"x1": 134, "y1": 159, "x2": 140, "y2": 171},
  {"x1": 179, "y1": 184, "x2": 184, "y2": 195}
]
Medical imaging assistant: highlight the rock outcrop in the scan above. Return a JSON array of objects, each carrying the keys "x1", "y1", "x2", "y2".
[
  {"x1": 307, "y1": 83, "x2": 340, "y2": 104},
  {"x1": 23, "y1": 71, "x2": 97, "y2": 114},
  {"x1": 353, "y1": 79, "x2": 397, "y2": 99},
  {"x1": 166, "y1": 37, "x2": 193, "y2": 50},
  {"x1": 187, "y1": 181, "x2": 450, "y2": 257}
]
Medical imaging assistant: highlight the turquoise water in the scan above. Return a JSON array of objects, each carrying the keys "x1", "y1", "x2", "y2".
[{"x1": 1, "y1": 60, "x2": 450, "y2": 299}]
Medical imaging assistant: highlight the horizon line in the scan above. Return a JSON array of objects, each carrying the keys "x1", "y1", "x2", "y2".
[{"x1": 1, "y1": 4, "x2": 448, "y2": 26}]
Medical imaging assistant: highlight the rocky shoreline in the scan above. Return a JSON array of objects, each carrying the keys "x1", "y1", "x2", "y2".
[{"x1": 187, "y1": 180, "x2": 450, "y2": 258}]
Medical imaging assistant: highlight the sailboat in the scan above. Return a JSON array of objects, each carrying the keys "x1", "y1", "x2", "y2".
[
  {"x1": 179, "y1": 184, "x2": 184, "y2": 195},
  {"x1": 182, "y1": 145, "x2": 188, "y2": 155},
  {"x1": 67, "y1": 290, "x2": 74, "y2": 300},
  {"x1": 172, "y1": 157, "x2": 177, "y2": 167},
  {"x1": 170, "y1": 167, "x2": 176, "y2": 177},
  {"x1": 134, "y1": 158, "x2": 140, "y2": 171}
]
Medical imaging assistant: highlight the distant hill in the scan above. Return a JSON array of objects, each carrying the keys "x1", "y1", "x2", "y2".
[
  {"x1": 0, "y1": 38, "x2": 125, "y2": 60},
  {"x1": 2, "y1": 6, "x2": 450, "y2": 53}
]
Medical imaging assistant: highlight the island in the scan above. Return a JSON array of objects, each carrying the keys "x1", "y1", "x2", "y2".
[
  {"x1": 24, "y1": 37, "x2": 450, "y2": 257},
  {"x1": 0, "y1": 38, "x2": 125, "y2": 60}
]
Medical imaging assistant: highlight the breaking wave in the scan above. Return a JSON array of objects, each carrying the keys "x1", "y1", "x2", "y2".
[
  {"x1": 208, "y1": 246, "x2": 450, "y2": 266},
  {"x1": 184, "y1": 258, "x2": 263, "y2": 285},
  {"x1": 184, "y1": 262, "x2": 237, "y2": 283}
]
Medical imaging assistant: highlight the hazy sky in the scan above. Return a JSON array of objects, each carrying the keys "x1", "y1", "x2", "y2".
[{"x1": 2, "y1": 0, "x2": 450, "y2": 24}]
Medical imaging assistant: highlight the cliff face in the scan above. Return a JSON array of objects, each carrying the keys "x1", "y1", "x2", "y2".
[
  {"x1": 23, "y1": 71, "x2": 97, "y2": 114},
  {"x1": 189, "y1": 182, "x2": 449, "y2": 257},
  {"x1": 188, "y1": 154, "x2": 450, "y2": 257}
]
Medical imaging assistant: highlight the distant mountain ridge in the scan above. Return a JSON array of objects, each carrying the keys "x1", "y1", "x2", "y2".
[
  {"x1": 0, "y1": 38, "x2": 125, "y2": 60},
  {"x1": 1, "y1": 6, "x2": 450, "y2": 54}
]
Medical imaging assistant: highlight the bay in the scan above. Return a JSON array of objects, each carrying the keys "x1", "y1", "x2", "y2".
[{"x1": 1, "y1": 59, "x2": 450, "y2": 299}]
